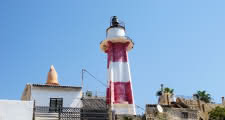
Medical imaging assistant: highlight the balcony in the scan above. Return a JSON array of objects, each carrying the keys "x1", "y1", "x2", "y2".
[{"x1": 34, "y1": 106, "x2": 108, "y2": 120}]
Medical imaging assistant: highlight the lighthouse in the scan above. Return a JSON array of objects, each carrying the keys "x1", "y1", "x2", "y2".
[{"x1": 100, "y1": 16, "x2": 136, "y2": 115}]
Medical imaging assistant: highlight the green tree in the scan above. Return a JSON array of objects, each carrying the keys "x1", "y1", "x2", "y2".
[
  {"x1": 209, "y1": 106, "x2": 225, "y2": 120},
  {"x1": 164, "y1": 87, "x2": 174, "y2": 95},
  {"x1": 156, "y1": 87, "x2": 174, "y2": 96},
  {"x1": 195, "y1": 90, "x2": 212, "y2": 103}
]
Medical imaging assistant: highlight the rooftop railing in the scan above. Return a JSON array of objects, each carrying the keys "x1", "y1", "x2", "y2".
[{"x1": 34, "y1": 106, "x2": 109, "y2": 120}]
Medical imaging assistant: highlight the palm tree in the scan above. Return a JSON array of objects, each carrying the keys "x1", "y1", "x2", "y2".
[
  {"x1": 156, "y1": 86, "x2": 174, "y2": 105},
  {"x1": 195, "y1": 90, "x2": 212, "y2": 103},
  {"x1": 156, "y1": 87, "x2": 174, "y2": 96},
  {"x1": 164, "y1": 87, "x2": 174, "y2": 95}
]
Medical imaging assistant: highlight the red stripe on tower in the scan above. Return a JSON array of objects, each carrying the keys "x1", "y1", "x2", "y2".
[{"x1": 100, "y1": 16, "x2": 136, "y2": 115}]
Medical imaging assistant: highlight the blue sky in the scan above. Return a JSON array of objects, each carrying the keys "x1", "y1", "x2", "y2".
[{"x1": 0, "y1": 0, "x2": 225, "y2": 112}]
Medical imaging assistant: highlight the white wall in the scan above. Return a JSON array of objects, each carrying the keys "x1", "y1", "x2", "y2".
[
  {"x1": 31, "y1": 87, "x2": 82, "y2": 108},
  {"x1": 0, "y1": 100, "x2": 33, "y2": 120}
]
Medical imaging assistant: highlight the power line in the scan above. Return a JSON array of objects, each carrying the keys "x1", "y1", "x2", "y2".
[
  {"x1": 136, "y1": 104, "x2": 145, "y2": 111},
  {"x1": 82, "y1": 69, "x2": 107, "y2": 87}
]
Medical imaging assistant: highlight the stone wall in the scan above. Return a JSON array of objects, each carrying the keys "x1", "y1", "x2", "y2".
[{"x1": 145, "y1": 105, "x2": 198, "y2": 120}]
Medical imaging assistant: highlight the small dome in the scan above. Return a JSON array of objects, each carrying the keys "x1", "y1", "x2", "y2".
[{"x1": 46, "y1": 65, "x2": 59, "y2": 85}]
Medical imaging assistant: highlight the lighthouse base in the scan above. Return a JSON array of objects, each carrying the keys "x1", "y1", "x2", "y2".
[{"x1": 111, "y1": 104, "x2": 136, "y2": 115}]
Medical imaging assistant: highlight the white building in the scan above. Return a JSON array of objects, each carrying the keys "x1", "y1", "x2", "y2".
[
  {"x1": 21, "y1": 65, "x2": 82, "y2": 108},
  {"x1": 0, "y1": 100, "x2": 33, "y2": 120},
  {"x1": 21, "y1": 65, "x2": 83, "y2": 119},
  {"x1": 21, "y1": 84, "x2": 82, "y2": 108},
  {"x1": 21, "y1": 65, "x2": 82, "y2": 109}
]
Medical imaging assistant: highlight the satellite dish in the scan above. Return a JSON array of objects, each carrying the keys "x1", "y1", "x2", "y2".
[{"x1": 157, "y1": 104, "x2": 163, "y2": 113}]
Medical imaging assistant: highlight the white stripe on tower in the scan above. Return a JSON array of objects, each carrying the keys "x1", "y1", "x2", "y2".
[
  {"x1": 100, "y1": 16, "x2": 136, "y2": 115},
  {"x1": 108, "y1": 62, "x2": 130, "y2": 82}
]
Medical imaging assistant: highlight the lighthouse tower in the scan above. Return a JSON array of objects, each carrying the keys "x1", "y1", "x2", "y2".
[{"x1": 100, "y1": 16, "x2": 136, "y2": 115}]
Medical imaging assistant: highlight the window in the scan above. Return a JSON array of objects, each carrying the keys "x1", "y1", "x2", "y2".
[
  {"x1": 181, "y1": 112, "x2": 188, "y2": 118},
  {"x1": 49, "y1": 98, "x2": 63, "y2": 112}
]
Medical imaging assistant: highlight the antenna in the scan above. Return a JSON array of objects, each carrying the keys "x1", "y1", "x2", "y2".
[{"x1": 81, "y1": 69, "x2": 85, "y2": 88}]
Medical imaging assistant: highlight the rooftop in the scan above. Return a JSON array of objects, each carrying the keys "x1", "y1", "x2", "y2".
[
  {"x1": 82, "y1": 97, "x2": 107, "y2": 110},
  {"x1": 31, "y1": 84, "x2": 82, "y2": 89}
]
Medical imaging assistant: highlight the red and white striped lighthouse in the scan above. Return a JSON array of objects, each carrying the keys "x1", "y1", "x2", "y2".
[{"x1": 100, "y1": 16, "x2": 136, "y2": 115}]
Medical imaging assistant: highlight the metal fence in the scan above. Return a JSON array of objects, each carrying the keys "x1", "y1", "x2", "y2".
[{"x1": 35, "y1": 106, "x2": 109, "y2": 120}]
